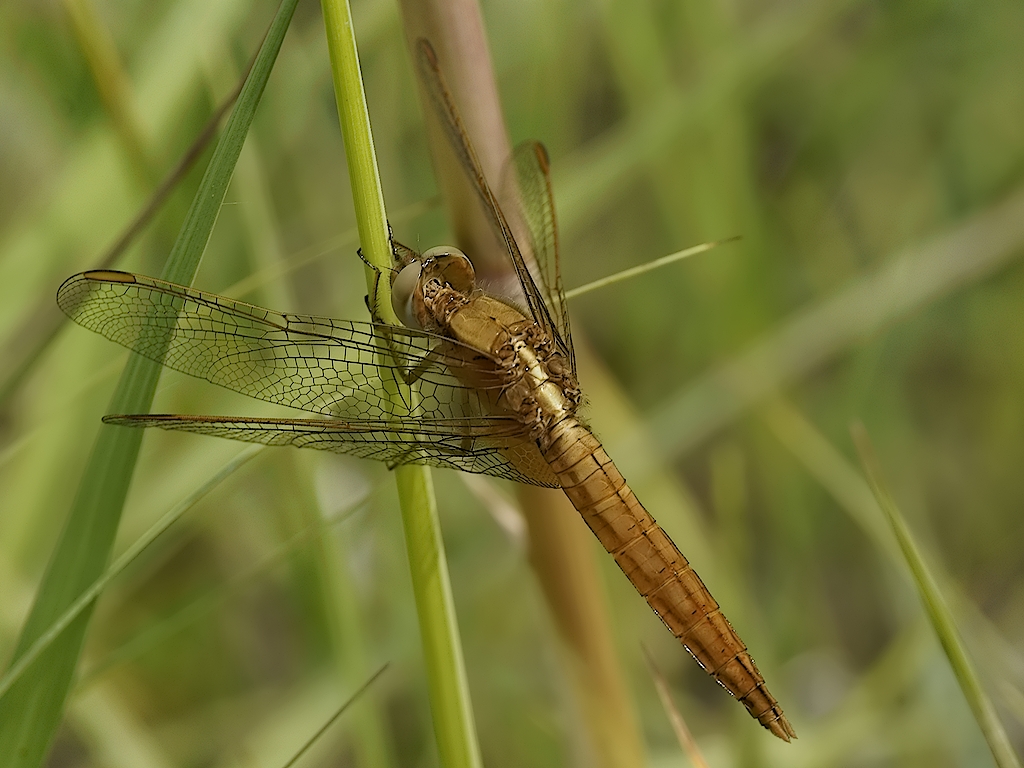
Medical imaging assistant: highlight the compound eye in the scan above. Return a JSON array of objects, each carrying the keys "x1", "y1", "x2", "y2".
[
  {"x1": 390, "y1": 262, "x2": 422, "y2": 329},
  {"x1": 420, "y1": 246, "x2": 475, "y2": 293},
  {"x1": 421, "y1": 245, "x2": 465, "y2": 259}
]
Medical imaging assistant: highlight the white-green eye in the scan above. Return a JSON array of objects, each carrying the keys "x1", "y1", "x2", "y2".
[{"x1": 391, "y1": 262, "x2": 422, "y2": 329}]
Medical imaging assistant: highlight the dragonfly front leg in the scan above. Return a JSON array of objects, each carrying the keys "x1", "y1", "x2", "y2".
[
  {"x1": 358, "y1": 248, "x2": 392, "y2": 324},
  {"x1": 390, "y1": 239, "x2": 421, "y2": 270},
  {"x1": 359, "y1": 225, "x2": 417, "y2": 323}
]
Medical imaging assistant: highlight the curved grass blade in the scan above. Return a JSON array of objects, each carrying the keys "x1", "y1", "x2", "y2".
[
  {"x1": 0, "y1": 2, "x2": 299, "y2": 764},
  {"x1": 319, "y1": 4, "x2": 483, "y2": 767},
  {"x1": 0, "y1": 43, "x2": 254, "y2": 409},
  {"x1": 0, "y1": 446, "x2": 261, "y2": 701},
  {"x1": 851, "y1": 423, "x2": 1022, "y2": 768}
]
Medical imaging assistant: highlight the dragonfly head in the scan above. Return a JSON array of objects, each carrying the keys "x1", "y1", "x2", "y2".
[{"x1": 391, "y1": 245, "x2": 476, "y2": 329}]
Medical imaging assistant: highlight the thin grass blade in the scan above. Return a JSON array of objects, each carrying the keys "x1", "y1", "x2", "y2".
[
  {"x1": 0, "y1": 446, "x2": 261, "y2": 701},
  {"x1": 0, "y1": 2, "x2": 298, "y2": 764},
  {"x1": 851, "y1": 423, "x2": 1022, "y2": 768},
  {"x1": 642, "y1": 646, "x2": 711, "y2": 768},
  {"x1": 278, "y1": 664, "x2": 389, "y2": 768},
  {"x1": 564, "y1": 239, "x2": 729, "y2": 300}
]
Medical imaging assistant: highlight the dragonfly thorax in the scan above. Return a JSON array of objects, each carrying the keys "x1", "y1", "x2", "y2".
[{"x1": 391, "y1": 246, "x2": 476, "y2": 330}]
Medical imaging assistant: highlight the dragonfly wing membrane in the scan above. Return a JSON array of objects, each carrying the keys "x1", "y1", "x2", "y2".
[
  {"x1": 57, "y1": 270, "x2": 499, "y2": 422},
  {"x1": 502, "y1": 140, "x2": 574, "y2": 371},
  {"x1": 415, "y1": 40, "x2": 572, "y2": 364},
  {"x1": 104, "y1": 414, "x2": 558, "y2": 487}
]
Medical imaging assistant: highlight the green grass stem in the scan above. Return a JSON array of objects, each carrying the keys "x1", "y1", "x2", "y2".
[
  {"x1": 0, "y1": 2, "x2": 297, "y2": 763},
  {"x1": 851, "y1": 423, "x2": 1022, "y2": 768},
  {"x1": 0, "y1": 446, "x2": 261, "y2": 700},
  {"x1": 563, "y1": 240, "x2": 727, "y2": 300},
  {"x1": 319, "y1": 2, "x2": 483, "y2": 766}
]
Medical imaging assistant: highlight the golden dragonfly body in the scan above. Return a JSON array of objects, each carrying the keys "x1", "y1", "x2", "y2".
[{"x1": 57, "y1": 41, "x2": 794, "y2": 741}]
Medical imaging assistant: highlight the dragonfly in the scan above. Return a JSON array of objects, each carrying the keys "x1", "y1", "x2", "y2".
[{"x1": 57, "y1": 40, "x2": 795, "y2": 741}]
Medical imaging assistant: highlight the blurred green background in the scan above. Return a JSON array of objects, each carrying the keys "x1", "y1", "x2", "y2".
[{"x1": 1, "y1": 0, "x2": 1023, "y2": 765}]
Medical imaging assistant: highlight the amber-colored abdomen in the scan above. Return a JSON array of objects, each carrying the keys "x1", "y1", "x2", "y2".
[{"x1": 540, "y1": 417, "x2": 796, "y2": 741}]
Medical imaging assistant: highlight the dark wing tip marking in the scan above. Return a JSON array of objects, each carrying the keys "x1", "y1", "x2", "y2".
[
  {"x1": 57, "y1": 270, "x2": 135, "y2": 316},
  {"x1": 83, "y1": 270, "x2": 137, "y2": 283},
  {"x1": 531, "y1": 142, "x2": 550, "y2": 173}
]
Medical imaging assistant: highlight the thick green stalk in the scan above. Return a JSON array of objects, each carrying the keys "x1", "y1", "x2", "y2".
[{"x1": 318, "y1": 3, "x2": 483, "y2": 767}]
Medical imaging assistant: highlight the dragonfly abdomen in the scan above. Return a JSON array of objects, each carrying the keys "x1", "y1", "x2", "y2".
[{"x1": 540, "y1": 417, "x2": 796, "y2": 741}]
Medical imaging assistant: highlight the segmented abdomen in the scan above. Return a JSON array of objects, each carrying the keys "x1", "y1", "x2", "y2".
[{"x1": 540, "y1": 417, "x2": 796, "y2": 741}]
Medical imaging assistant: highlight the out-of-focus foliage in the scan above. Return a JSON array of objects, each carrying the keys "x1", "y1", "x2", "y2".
[{"x1": 0, "y1": 0, "x2": 1022, "y2": 766}]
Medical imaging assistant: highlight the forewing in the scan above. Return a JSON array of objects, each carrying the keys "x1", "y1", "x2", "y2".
[
  {"x1": 503, "y1": 141, "x2": 575, "y2": 372},
  {"x1": 415, "y1": 40, "x2": 570, "y2": 360},
  {"x1": 57, "y1": 270, "x2": 497, "y2": 421},
  {"x1": 104, "y1": 413, "x2": 560, "y2": 487}
]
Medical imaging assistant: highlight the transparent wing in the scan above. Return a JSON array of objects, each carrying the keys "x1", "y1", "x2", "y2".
[
  {"x1": 104, "y1": 414, "x2": 560, "y2": 487},
  {"x1": 415, "y1": 40, "x2": 573, "y2": 365},
  {"x1": 57, "y1": 270, "x2": 500, "y2": 421},
  {"x1": 503, "y1": 141, "x2": 575, "y2": 373}
]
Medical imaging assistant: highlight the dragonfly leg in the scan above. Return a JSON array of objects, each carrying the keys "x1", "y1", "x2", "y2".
[
  {"x1": 391, "y1": 239, "x2": 421, "y2": 270},
  {"x1": 395, "y1": 342, "x2": 447, "y2": 386},
  {"x1": 357, "y1": 247, "x2": 389, "y2": 323},
  {"x1": 457, "y1": 387, "x2": 475, "y2": 452},
  {"x1": 371, "y1": 324, "x2": 449, "y2": 387},
  {"x1": 360, "y1": 232, "x2": 423, "y2": 323},
  {"x1": 383, "y1": 437, "x2": 449, "y2": 471},
  {"x1": 356, "y1": 221, "x2": 403, "y2": 272},
  {"x1": 359, "y1": 224, "x2": 408, "y2": 321}
]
